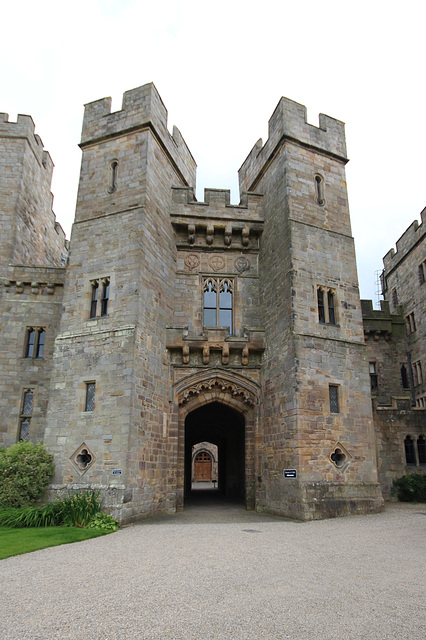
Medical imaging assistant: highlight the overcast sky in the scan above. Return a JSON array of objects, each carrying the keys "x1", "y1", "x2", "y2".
[{"x1": 2, "y1": 0, "x2": 425, "y2": 304}]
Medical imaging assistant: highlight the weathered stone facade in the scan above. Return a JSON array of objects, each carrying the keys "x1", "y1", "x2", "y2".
[{"x1": 0, "y1": 83, "x2": 424, "y2": 521}]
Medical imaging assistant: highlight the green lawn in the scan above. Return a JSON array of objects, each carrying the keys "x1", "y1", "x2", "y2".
[{"x1": 0, "y1": 526, "x2": 110, "y2": 560}]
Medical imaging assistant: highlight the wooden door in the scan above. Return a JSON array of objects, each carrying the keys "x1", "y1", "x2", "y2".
[{"x1": 194, "y1": 451, "x2": 212, "y2": 481}]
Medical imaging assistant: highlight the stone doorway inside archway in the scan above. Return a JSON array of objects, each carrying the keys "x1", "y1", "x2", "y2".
[{"x1": 184, "y1": 402, "x2": 245, "y2": 506}]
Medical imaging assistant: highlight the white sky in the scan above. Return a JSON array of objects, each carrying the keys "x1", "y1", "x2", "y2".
[{"x1": 2, "y1": 0, "x2": 425, "y2": 304}]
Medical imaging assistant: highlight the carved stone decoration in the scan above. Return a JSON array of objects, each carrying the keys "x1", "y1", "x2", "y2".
[
  {"x1": 242, "y1": 226, "x2": 250, "y2": 246},
  {"x1": 16, "y1": 282, "x2": 24, "y2": 294},
  {"x1": 235, "y1": 257, "x2": 250, "y2": 273},
  {"x1": 182, "y1": 344, "x2": 190, "y2": 364},
  {"x1": 184, "y1": 254, "x2": 200, "y2": 271},
  {"x1": 188, "y1": 224, "x2": 195, "y2": 245},
  {"x1": 46, "y1": 283, "x2": 55, "y2": 295},
  {"x1": 70, "y1": 442, "x2": 96, "y2": 475},
  {"x1": 209, "y1": 255, "x2": 225, "y2": 272},
  {"x1": 203, "y1": 345, "x2": 210, "y2": 365},
  {"x1": 328, "y1": 441, "x2": 352, "y2": 471},
  {"x1": 224, "y1": 223, "x2": 232, "y2": 247},
  {"x1": 242, "y1": 345, "x2": 249, "y2": 366},
  {"x1": 206, "y1": 223, "x2": 214, "y2": 245},
  {"x1": 222, "y1": 343, "x2": 229, "y2": 365},
  {"x1": 178, "y1": 376, "x2": 256, "y2": 408}
]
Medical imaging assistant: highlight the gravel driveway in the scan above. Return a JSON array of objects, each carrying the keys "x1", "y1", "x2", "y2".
[{"x1": 1, "y1": 499, "x2": 425, "y2": 640}]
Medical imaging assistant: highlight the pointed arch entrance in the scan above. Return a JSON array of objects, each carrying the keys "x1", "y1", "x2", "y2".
[{"x1": 173, "y1": 369, "x2": 259, "y2": 510}]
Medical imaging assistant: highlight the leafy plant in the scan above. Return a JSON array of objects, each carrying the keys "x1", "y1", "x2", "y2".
[
  {"x1": 87, "y1": 512, "x2": 119, "y2": 532},
  {"x1": 0, "y1": 442, "x2": 54, "y2": 508},
  {"x1": 0, "y1": 502, "x2": 63, "y2": 528},
  {"x1": 392, "y1": 473, "x2": 426, "y2": 502},
  {"x1": 58, "y1": 490, "x2": 103, "y2": 527}
]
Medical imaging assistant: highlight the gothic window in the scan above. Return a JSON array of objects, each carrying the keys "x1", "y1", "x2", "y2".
[
  {"x1": 19, "y1": 389, "x2": 33, "y2": 441},
  {"x1": 369, "y1": 362, "x2": 378, "y2": 391},
  {"x1": 85, "y1": 382, "x2": 96, "y2": 412},
  {"x1": 315, "y1": 174, "x2": 325, "y2": 206},
  {"x1": 329, "y1": 385, "x2": 339, "y2": 413},
  {"x1": 317, "y1": 286, "x2": 336, "y2": 325},
  {"x1": 25, "y1": 329, "x2": 36, "y2": 358},
  {"x1": 101, "y1": 279, "x2": 110, "y2": 317},
  {"x1": 404, "y1": 435, "x2": 416, "y2": 465},
  {"x1": 203, "y1": 278, "x2": 233, "y2": 333},
  {"x1": 392, "y1": 288, "x2": 398, "y2": 308},
  {"x1": 417, "y1": 436, "x2": 426, "y2": 465},
  {"x1": 401, "y1": 364, "x2": 409, "y2": 389},
  {"x1": 25, "y1": 328, "x2": 45, "y2": 358},
  {"x1": 90, "y1": 281, "x2": 98, "y2": 318},
  {"x1": 108, "y1": 160, "x2": 118, "y2": 194},
  {"x1": 90, "y1": 278, "x2": 110, "y2": 318},
  {"x1": 412, "y1": 361, "x2": 423, "y2": 386},
  {"x1": 405, "y1": 312, "x2": 416, "y2": 335}
]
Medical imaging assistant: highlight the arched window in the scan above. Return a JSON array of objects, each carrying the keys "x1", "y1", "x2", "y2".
[
  {"x1": 417, "y1": 436, "x2": 426, "y2": 465},
  {"x1": 203, "y1": 279, "x2": 217, "y2": 327},
  {"x1": 219, "y1": 280, "x2": 233, "y2": 333},
  {"x1": 315, "y1": 175, "x2": 325, "y2": 206},
  {"x1": 400, "y1": 365, "x2": 409, "y2": 389},
  {"x1": 101, "y1": 279, "x2": 110, "y2": 316},
  {"x1": 108, "y1": 160, "x2": 118, "y2": 193},
  {"x1": 90, "y1": 281, "x2": 99, "y2": 318},
  {"x1": 25, "y1": 329, "x2": 36, "y2": 358},
  {"x1": 36, "y1": 329, "x2": 45, "y2": 358},
  {"x1": 404, "y1": 435, "x2": 416, "y2": 465}
]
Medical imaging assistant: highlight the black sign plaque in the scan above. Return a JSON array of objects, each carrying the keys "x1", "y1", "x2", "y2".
[{"x1": 283, "y1": 469, "x2": 297, "y2": 478}]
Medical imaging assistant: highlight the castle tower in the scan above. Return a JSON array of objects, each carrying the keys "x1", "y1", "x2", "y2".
[
  {"x1": 44, "y1": 84, "x2": 196, "y2": 518},
  {"x1": 239, "y1": 99, "x2": 384, "y2": 518},
  {"x1": 0, "y1": 114, "x2": 67, "y2": 447}
]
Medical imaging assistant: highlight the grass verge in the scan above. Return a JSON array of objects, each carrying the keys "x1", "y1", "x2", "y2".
[{"x1": 0, "y1": 526, "x2": 110, "y2": 560}]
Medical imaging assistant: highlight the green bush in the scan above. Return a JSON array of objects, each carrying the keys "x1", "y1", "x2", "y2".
[
  {"x1": 58, "y1": 490, "x2": 103, "y2": 527},
  {"x1": 0, "y1": 442, "x2": 54, "y2": 508},
  {"x1": 87, "y1": 512, "x2": 119, "y2": 532},
  {"x1": 392, "y1": 473, "x2": 426, "y2": 502}
]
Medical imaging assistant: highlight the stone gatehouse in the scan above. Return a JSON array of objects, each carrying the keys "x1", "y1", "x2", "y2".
[{"x1": 0, "y1": 84, "x2": 424, "y2": 522}]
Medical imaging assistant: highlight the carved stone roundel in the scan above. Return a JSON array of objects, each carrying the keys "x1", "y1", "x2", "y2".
[
  {"x1": 235, "y1": 257, "x2": 250, "y2": 273},
  {"x1": 184, "y1": 254, "x2": 200, "y2": 271},
  {"x1": 209, "y1": 256, "x2": 225, "y2": 272}
]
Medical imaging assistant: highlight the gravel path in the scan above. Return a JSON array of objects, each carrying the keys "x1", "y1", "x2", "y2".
[{"x1": 1, "y1": 499, "x2": 425, "y2": 640}]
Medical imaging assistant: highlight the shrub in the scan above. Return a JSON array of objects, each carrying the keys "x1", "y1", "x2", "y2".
[
  {"x1": 87, "y1": 512, "x2": 119, "y2": 532},
  {"x1": 0, "y1": 442, "x2": 54, "y2": 508},
  {"x1": 58, "y1": 490, "x2": 103, "y2": 527},
  {"x1": 0, "y1": 502, "x2": 63, "y2": 528},
  {"x1": 392, "y1": 473, "x2": 426, "y2": 502}
]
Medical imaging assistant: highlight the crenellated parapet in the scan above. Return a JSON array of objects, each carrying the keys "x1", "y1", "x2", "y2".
[
  {"x1": 80, "y1": 82, "x2": 196, "y2": 188},
  {"x1": 238, "y1": 97, "x2": 347, "y2": 193},
  {"x1": 382, "y1": 208, "x2": 425, "y2": 273},
  {"x1": 0, "y1": 113, "x2": 54, "y2": 183},
  {"x1": 171, "y1": 187, "x2": 263, "y2": 250},
  {"x1": 361, "y1": 299, "x2": 405, "y2": 340}
]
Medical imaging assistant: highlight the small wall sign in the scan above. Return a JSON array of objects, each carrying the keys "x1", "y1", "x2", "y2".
[
  {"x1": 112, "y1": 469, "x2": 122, "y2": 475},
  {"x1": 284, "y1": 469, "x2": 297, "y2": 478}
]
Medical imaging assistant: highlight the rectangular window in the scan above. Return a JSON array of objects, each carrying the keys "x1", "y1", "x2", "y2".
[
  {"x1": 392, "y1": 288, "x2": 398, "y2": 307},
  {"x1": 329, "y1": 385, "x2": 339, "y2": 413},
  {"x1": 412, "y1": 361, "x2": 423, "y2": 387},
  {"x1": 317, "y1": 286, "x2": 336, "y2": 325},
  {"x1": 25, "y1": 328, "x2": 45, "y2": 359},
  {"x1": 85, "y1": 382, "x2": 96, "y2": 412},
  {"x1": 418, "y1": 261, "x2": 426, "y2": 285},
  {"x1": 369, "y1": 362, "x2": 378, "y2": 391},
  {"x1": 101, "y1": 279, "x2": 110, "y2": 317},
  {"x1": 203, "y1": 278, "x2": 233, "y2": 333},
  {"x1": 19, "y1": 389, "x2": 34, "y2": 441},
  {"x1": 405, "y1": 312, "x2": 416, "y2": 335},
  {"x1": 90, "y1": 278, "x2": 110, "y2": 318}
]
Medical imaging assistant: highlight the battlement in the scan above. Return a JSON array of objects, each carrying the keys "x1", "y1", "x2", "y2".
[
  {"x1": 239, "y1": 97, "x2": 347, "y2": 193},
  {"x1": 80, "y1": 82, "x2": 196, "y2": 187},
  {"x1": 383, "y1": 208, "x2": 426, "y2": 272},
  {"x1": 0, "y1": 112, "x2": 54, "y2": 182},
  {"x1": 171, "y1": 187, "x2": 263, "y2": 220},
  {"x1": 361, "y1": 299, "x2": 405, "y2": 339}
]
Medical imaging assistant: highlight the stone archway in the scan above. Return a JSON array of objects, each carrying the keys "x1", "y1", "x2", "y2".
[{"x1": 172, "y1": 369, "x2": 259, "y2": 511}]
